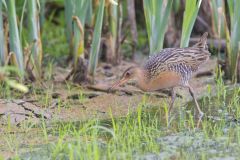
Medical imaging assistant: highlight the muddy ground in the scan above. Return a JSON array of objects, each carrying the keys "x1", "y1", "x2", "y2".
[
  {"x1": 0, "y1": 56, "x2": 222, "y2": 158},
  {"x1": 0, "y1": 57, "x2": 217, "y2": 125}
]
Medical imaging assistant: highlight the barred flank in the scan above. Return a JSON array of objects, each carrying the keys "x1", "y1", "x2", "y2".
[{"x1": 144, "y1": 32, "x2": 210, "y2": 84}]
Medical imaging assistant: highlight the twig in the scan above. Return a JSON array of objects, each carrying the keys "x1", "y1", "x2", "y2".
[
  {"x1": 65, "y1": 68, "x2": 74, "y2": 81},
  {"x1": 86, "y1": 84, "x2": 171, "y2": 98}
]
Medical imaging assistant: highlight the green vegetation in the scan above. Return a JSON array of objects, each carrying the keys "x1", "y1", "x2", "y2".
[
  {"x1": 210, "y1": 0, "x2": 225, "y2": 38},
  {"x1": 143, "y1": 0, "x2": 173, "y2": 55},
  {"x1": 0, "y1": 0, "x2": 239, "y2": 81},
  {"x1": 227, "y1": 0, "x2": 240, "y2": 82},
  {"x1": 88, "y1": 0, "x2": 105, "y2": 76},
  {"x1": 0, "y1": 0, "x2": 240, "y2": 159},
  {"x1": 209, "y1": 0, "x2": 240, "y2": 82},
  {"x1": 27, "y1": 0, "x2": 43, "y2": 78},
  {"x1": 41, "y1": 13, "x2": 68, "y2": 58},
  {"x1": 180, "y1": 0, "x2": 202, "y2": 47},
  {"x1": 0, "y1": 0, "x2": 6, "y2": 66},
  {"x1": 1, "y1": 73, "x2": 240, "y2": 159},
  {"x1": 70, "y1": 0, "x2": 89, "y2": 67},
  {"x1": 0, "y1": 66, "x2": 28, "y2": 93},
  {"x1": 6, "y1": 0, "x2": 24, "y2": 73}
]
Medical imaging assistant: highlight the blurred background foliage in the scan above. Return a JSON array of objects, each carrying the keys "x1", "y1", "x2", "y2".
[{"x1": 0, "y1": 0, "x2": 240, "y2": 90}]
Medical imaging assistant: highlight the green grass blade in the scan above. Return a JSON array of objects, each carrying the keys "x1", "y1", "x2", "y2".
[
  {"x1": 0, "y1": 66, "x2": 29, "y2": 92},
  {"x1": 0, "y1": 0, "x2": 6, "y2": 65},
  {"x1": 88, "y1": 0, "x2": 105, "y2": 76},
  {"x1": 6, "y1": 0, "x2": 24, "y2": 73},
  {"x1": 180, "y1": 0, "x2": 202, "y2": 48}
]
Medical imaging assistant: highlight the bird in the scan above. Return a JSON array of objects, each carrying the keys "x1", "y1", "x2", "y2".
[{"x1": 109, "y1": 32, "x2": 210, "y2": 118}]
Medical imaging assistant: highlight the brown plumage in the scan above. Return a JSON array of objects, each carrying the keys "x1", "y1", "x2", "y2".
[{"x1": 109, "y1": 32, "x2": 210, "y2": 118}]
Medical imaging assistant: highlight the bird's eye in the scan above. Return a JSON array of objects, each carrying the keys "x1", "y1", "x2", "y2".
[{"x1": 125, "y1": 72, "x2": 130, "y2": 77}]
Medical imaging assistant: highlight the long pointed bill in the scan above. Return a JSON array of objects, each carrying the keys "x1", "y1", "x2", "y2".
[{"x1": 108, "y1": 78, "x2": 128, "y2": 91}]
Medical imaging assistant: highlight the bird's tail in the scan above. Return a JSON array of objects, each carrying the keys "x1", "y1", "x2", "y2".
[{"x1": 193, "y1": 32, "x2": 208, "y2": 50}]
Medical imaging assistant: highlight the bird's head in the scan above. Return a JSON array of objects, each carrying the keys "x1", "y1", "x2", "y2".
[{"x1": 109, "y1": 66, "x2": 141, "y2": 90}]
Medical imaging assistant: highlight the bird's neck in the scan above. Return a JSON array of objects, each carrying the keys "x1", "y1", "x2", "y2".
[{"x1": 134, "y1": 67, "x2": 150, "y2": 91}]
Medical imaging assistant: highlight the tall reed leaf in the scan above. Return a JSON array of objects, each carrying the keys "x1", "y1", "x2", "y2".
[
  {"x1": 210, "y1": 0, "x2": 225, "y2": 38},
  {"x1": 110, "y1": 1, "x2": 118, "y2": 48},
  {"x1": 72, "y1": 0, "x2": 89, "y2": 66},
  {"x1": 107, "y1": 0, "x2": 118, "y2": 63},
  {"x1": 85, "y1": 0, "x2": 92, "y2": 26},
  {"x1": 227, "y1": 0, "x2": 234, "y2": 27},
  {"x1": 88, "y1": 0, "x2": 105, "y2": 76},
  {"x1": 173, "y1": 0, "x2": 180, "y2": 13},
  {"x1": 39, "y1": 0, "x2": 46, "y2": 29},
  {"x1": 64, "y1": 0, "x2": 74, "y2": 45},
  {"x1": 6, "y1": 0, "x2": 24, "y2": 73},
  {"x1": 19, "y1": 0, "x2": 27, "y2": 43},
  {"x1": 28, "y1": 0, "x2": 43, "y2": 77},
  {"x1": 180, "y1": 0, "x2": 202, "y2": 47},
  {"x1": 0, "y1": 0, "x2": 6, "y2": 65},
  {"x1": 228, "y1": 0, "x2": 240, "y2": 82},
  {"x1": 143, "y1": 0, "x2": 173, "y2": 55}
]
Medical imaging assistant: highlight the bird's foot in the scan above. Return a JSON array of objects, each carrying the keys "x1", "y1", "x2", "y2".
[
  {"x1": 198, "y1": 111, "x2": 204, "y2": 119},
  {"x1": 195, "y1": 111, "x2": 204, "y2": 128},
  {"x1": 194, "y1": 110, "x2": 204, "y2": 119},
  {"x1": 166, "y1": 114, "x2": 175, "y2": 128}
]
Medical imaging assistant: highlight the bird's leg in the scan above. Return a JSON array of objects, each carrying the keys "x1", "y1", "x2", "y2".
[
  {"x1": 186, "y1": 84, "x2": 204, "y2": 118},
  {"x1": 167, "y1": 88, "x2": 176, "y2": 125},
  {"x1": 169, "y1": 88, "x2": 176, "y2": 115}
]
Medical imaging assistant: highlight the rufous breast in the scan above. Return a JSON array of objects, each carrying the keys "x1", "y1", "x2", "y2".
[{"x1": 137, "y1": 71, "x2": 181, "y2": 92}]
